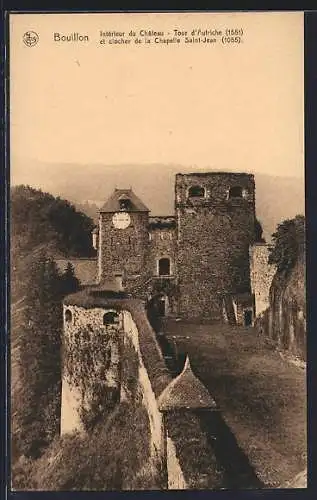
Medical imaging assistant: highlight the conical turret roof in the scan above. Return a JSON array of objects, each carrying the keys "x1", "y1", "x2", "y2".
[{"x1": 158, "y1": 356, "x2": 218, "y2": 411}]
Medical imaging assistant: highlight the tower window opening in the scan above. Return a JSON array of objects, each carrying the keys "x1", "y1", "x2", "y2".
[
  {"x1": 65, "y1": 309, "x2": 73, "y2": 323},
  {"x1": 158, "y1": 258, "x2": 171, "y2": 276},
  {"x1": 103, "y1": 311, "x2": 119, "y2": 325},
  {"x1": 188, "y1": 185, "x2": 205, "y2": 198},
  {"x1": 229, "y1": 186, "x2": 243, "y2": 198},
  {"x1": 119, "y1": 198, "x2": 131, "y2": 211}
]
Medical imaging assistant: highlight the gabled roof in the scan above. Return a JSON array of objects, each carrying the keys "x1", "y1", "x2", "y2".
[{"x1": 100, "y1": 188, "x2": 149, "y2": 213}]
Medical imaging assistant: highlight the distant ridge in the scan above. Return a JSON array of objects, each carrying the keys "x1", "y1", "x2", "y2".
[{"x1": 11, "y1": 160, "x2": 305, "y2": 242}]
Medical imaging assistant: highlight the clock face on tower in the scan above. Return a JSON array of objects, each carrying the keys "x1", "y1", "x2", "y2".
[{"x1": 112, "y1": 212, "x2": 131, "y2": 229}]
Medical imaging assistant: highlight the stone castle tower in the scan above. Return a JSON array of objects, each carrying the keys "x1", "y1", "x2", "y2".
[
  {"x1": 71, "y1": 172, "x2": 256, "y2": 322},
  {"x1": 96, "y1": 188, "x2": 151, "y2": 294},
  {"x1": 60, "y1": 171, "x2": 260, "y2": 441},
  {"x1": 175, "y1": 173, "x2": 255, "y2": 319}
]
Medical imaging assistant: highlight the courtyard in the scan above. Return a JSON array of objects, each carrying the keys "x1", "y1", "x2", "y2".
[{"x1": 162, "y1": 319, "x2": 307, "y2": 488}]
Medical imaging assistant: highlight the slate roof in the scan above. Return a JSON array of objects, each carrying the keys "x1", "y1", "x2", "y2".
[
  {"x1": 100, "y1": 188, "x2": 149, "y2": 213},
  {"x1": 158, "y1": 356, "x2": 218, "y2": 411}
]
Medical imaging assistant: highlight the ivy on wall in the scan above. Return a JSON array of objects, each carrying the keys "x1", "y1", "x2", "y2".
[
  {"x1": 121, "y1": 335, "x2": 143, "y2": 404},
  {"x1": 63, "y1": 324, "x2": 121, "y2": 431}
]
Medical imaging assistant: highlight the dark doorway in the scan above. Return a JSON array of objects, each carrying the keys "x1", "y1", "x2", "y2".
[
  {"x1": 158, "y1": 258, "x2": 170, "y2": 276},
  {"x1": 244, "y1": 310, "x2": 253, "y2": 326}
]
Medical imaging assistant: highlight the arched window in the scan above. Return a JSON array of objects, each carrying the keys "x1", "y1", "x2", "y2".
[
  {"x1": 119, "y1": 198, "x2": 131, "y2": 211},
  {"x1": 229, "y1": 186, "x2": 243, "y2": 198},
  {"x1": 103, "y1": 311, "x2": 119, "y2": 326},
  {"x1": 118, "y1": 194, "x2": 131, "y2": 211},
  {"x1": 158, "y1": 258, "x2": 171, "y2": 276},
  {"x1": 188, "y1": 185, "x2": 205, "y2": 198},
  {"x1": 65, "y1": 309, "x2": 72, "y2": 323}
]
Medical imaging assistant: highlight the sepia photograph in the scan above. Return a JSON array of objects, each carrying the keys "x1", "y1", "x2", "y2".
[{"x1": 9, "y1": 11, "x2": 306, "y2": 491}]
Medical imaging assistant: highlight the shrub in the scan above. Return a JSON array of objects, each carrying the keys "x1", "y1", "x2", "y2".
[
  {"x1": 11, "y1": 456, "x2": 38, "y2": 491},
  {"x1": 15, "y1": 254, "x2": 80, "y2": 459},
  {"x1": 28, "y1": 401, "x2": 160, "y2": 491},
  {"x1": 268, "y1": 215, "x2": 305, "y2": 274}
]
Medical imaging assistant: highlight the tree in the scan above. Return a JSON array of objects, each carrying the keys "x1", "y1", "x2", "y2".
[
  {"x1": 60, "y1": 262, "x2": 80, "y2": 297},
  {"x1": 268, "y1": 215, "x2": 305, "y2": 273},
  {"x1": 11, "y1": 185, "x2": 96, "y2": 259},
  {"x1": 16, "y1": 253, "x2": 65, "y2": 458}
]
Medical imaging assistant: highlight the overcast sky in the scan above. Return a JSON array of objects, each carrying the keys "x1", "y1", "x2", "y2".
[{"x1": 10, "y1": 12, "x2": 304, "y2": 183}]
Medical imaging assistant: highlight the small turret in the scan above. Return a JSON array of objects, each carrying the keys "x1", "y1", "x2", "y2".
[{"x1": 158, "y1": 356, "x2": 218, "y2": 411}]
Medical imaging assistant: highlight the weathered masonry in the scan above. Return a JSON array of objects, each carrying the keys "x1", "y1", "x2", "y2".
[
  {"x1": 60, "y1": 290, "x2": 224, "y2": 489},
  {"x1": 59, "y1": 172, "x2": 262, "y2": 322},
  {"x1": 175, "y1": 173, "x2": 255, "y2": 319}
]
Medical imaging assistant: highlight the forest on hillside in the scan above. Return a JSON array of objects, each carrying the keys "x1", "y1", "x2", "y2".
[
  {"x1": 11, "y1": 185, "x2": 96, "y2": 303},
  {"x1": 11, "y1": 186, "x2": 92, "y2": 483},
  {"x1": 10, "y1": 186, "x2": 160, "y2": 490},
  {"x1": 11, "y1": 185, "x2": 95, "y2": 257}
]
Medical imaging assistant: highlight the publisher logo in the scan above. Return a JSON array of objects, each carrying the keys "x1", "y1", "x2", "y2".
[{"x1": 23, "y1": 31, "x2": 39, "y2": 47}]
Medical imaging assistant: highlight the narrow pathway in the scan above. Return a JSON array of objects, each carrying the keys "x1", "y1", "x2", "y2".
[{"x1": 163, "y1": 319, "x2": 307, "y2": 488}]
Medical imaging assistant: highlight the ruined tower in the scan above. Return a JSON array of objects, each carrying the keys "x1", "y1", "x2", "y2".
[{"x1": 175, "y1": 173, "x2": 256, "y2": 320}]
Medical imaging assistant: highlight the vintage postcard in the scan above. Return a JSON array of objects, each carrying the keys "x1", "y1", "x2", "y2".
[{"x1": 9, "y1": 11, "x2": 306, "y2": 491}]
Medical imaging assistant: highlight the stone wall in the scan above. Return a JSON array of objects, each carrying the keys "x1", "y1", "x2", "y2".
[
  {"x1": 164, "y1": 411, "x2": 224, "y2": 489},
  {"x1": 175, "y1": 173, "x2": 255, "y2": 319},
  {"x1": 60, "y1": 304, "x2": 122, "y2": 434},
  {"x1": 149, "y1": 227, "x2": 176, "y2": 278},
  {"x1": 122, "y1": 310, "x2": 165, "y2": 460},
  {"x1": 61, "y1": 292, "x2": 225, "y2": 489},
  {"x1": 250, "y1": 244, "x2": 276, "y2": 317},
  {"x1": 146, "y1": 225, "x2": 178, "y2": 315},
  {"x1": 256, "y1": 256, "x2": 306, "y2": 361},
  {"x1": 166, "y1": 434, "x2": 187, "y2": 489}
]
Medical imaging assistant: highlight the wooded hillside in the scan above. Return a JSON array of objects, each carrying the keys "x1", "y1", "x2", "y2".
[
  {"x1": 11, "y1": 185, "x2": 95, "y2": 303},
  {"x1": 11, "y1": 186, "x2": 95, "y2": 471}
]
